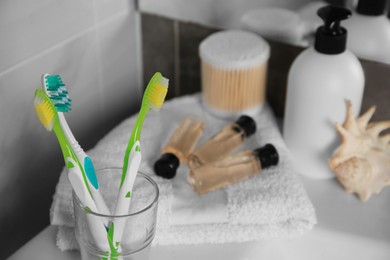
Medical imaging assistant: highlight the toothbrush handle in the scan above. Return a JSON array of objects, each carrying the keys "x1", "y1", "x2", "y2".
[
  {"x1": 76, "y1": 150, "x2": 111, "y2": 224},
  {"x1": 113, "y1": 144, "x2": 142, "y2": 248},
  {"x1": 67, "y1": 166, "x2": 110, "y2": 252},
  {"x1": 58, "y1": 113, "x2": 77, "y2": 145},
  {"x1": 59, "y1": 113, "x2": 111, "y2": 221}
]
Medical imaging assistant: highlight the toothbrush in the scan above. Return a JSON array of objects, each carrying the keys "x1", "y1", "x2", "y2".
[
  {"x1": 111, "y1": 72, "x2": 168, "y2": 249},
  {"x1": 41, "y1": 74, "x2": 111, "y2": 224},
  {"x1": 69, "y1": 166, "x2": 121, "y2": 259},
  {"x1": 34, "y1": 89, "x2": 110, "y2": 252}
]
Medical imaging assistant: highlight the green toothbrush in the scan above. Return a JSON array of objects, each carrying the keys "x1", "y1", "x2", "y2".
[{"x1": 111, "y1": 72, "x2": 168, "y2": 249}]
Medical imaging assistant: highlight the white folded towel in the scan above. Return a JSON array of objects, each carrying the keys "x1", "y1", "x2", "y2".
[{"x1": 50, "y1": 94, "x2": 316, "y2": 250}]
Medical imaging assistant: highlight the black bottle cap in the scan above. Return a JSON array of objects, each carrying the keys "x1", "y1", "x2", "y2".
[
  {"x1": 154, "y1": 153, "x2": 180, "y2": 179},
  {"x1": 357, "y1": 0, "x2": 386, "y2": 16},
  {"x1": 314, "y1": 5, "x2": 352, "y2": 55},
  {"x1": 254, "y1": 144, "x2": 279, "y2": 169},
  {"x1": 235, "y1": 115, "x2": 257, "y2": 137}
]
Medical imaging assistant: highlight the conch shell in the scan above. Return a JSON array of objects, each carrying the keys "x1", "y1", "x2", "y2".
[{"x1": 329, "y1": 101, "x2": 390, "y2": 201}]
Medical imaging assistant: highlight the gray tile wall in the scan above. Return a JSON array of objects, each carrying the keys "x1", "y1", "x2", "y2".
[
  {"x1": 141, "y1": 14, "x2": 218, "y2": 100},
  {"x1": 141, "y1": 13, "x2": 390, "y2": 121},
  {"x1": 141, "y1": 14, "x2": 176, "y2": 99}
]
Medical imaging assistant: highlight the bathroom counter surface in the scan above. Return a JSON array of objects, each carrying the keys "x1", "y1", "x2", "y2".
[{"x1": 9, "y1": 175, "x2": 390, "y2": 260}]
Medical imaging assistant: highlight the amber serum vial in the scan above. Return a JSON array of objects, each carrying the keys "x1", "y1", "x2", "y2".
[
  {"x1": 188, "y1": 115, "x2": 257, "y2": 169},
  {"x1": 154, "y1": 116, "x2": 204, "y2": 179},
  {"x1": 188, "y1": 144, "x2": 279, "y2": 194}
]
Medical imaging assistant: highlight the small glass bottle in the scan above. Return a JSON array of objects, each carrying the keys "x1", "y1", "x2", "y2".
[
  {"x1": 154, "y1": 116, "x2": 204, "y2": 179},
  {"x1": 187, "y1": 115, "x2": 257, "y2": 169},
  {"x1": 188, "y1": 144, "x2": 279, "y2": 194}
]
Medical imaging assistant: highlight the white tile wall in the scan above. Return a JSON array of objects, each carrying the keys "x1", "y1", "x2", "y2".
[{"x1": 0, "y1": 0, "x2": 141, "y2": 256}]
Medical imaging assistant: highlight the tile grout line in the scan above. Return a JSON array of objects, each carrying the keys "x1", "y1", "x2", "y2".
[
  {"x1": 173, "y1": 20, "x2": 180, "y2": 97},
  {"x1": 134, "y1": 11, "x2": 143, "y2": 99},
  {"x1": 92, "y1": 0, "x2": 107, "y2": 125}
]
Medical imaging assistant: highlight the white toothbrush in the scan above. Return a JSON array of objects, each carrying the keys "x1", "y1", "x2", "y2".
[
  {"x1": 41, "y1": 74, "x2": 111, "y2": 224},
  {"x1": 67, "y1": 158, "x2": 110, "y2": 252}
]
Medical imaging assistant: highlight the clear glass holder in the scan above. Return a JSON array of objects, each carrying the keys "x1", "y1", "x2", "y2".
[{"x1": 73, "y1": 168, "x2": 159, "y2": 260}]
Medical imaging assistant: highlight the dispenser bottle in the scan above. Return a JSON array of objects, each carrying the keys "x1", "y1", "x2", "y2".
[
  {"x1": 283, "y1": 5, "x2": 365, "y2": 179},
  {"x1": 188, "y1": 144, "x2": 279, "y2": 195},
  {"x1": 343, "y1": 0, "x2": 390, "y2": 64},
  {"x1": 188, "y1": 115, "x2": 257, "y2": 169},
  {"x1": 154, "y1": 117, "x2": 204, "y2": 179}
]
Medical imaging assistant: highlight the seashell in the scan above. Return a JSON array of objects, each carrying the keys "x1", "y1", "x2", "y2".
[{"x1": 329, "y1": 100, "x2": 390, "y2": 201}]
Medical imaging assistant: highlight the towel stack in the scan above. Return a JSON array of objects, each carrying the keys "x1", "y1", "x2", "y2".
[{"x1": 50, "y1": 94, "x2": 316, "y2": 250}]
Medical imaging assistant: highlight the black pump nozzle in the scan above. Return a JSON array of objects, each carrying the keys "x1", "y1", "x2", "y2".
[
  {"x1": 318, "y1": 5, "x2": 351, "y2": 34},
  {"x1": 315, "y1": 5, "x2": 352, "y2": 55}
]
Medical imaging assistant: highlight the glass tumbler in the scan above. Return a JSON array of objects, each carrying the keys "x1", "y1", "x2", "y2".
[{"x1": 73, "y1": 168, "x2": 159, "y2": 260}]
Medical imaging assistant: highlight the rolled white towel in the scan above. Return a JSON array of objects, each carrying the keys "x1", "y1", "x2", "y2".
[{"x1": 50, "y1": 94, "x2": 316, "y2": 250}]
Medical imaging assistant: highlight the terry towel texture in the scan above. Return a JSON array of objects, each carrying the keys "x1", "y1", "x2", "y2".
[{"x1": 50, "y1": 94, "x2": 316, "y2": 251}]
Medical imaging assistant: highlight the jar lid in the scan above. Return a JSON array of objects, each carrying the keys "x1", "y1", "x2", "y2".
[
  {"x1": 199, "y1": 30, "x2": 270, "y2": 69},
  {"x1": 254, "y1": 144, "x2": 279, "y2": 169},
  {"x1": 235, "y1": 115, "x2": 257, "y2": 137},
  {"x1": 154, "y1": 153, "x2": 180, "y2": 179}
]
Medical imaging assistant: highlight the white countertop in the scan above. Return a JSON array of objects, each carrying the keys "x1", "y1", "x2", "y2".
[{"x1": 9, "y1": 176, "x2": 390, "y2": 260}]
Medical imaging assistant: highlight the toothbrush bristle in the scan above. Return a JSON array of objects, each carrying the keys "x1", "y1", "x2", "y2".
[
  {"x1": 42, "y1": 74, "x2": 71, "y2": 113},
  {"x1": 147, "y1": 76, "x2": 169, "y2": 111},
  {"x1": 34, "y1": 90, "x2": 56, "y2": 131},
  {"x1": 158, "y1": 76, "x2": 169, "y2": 88}
]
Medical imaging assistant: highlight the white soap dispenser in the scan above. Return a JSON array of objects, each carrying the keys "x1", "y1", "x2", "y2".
[
  {"x1": 343, "y1": 0, "x2": 390, "y2": 64},
  {"x1": 283, "y1": 5, "x2": 365, "y2": 179}
]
